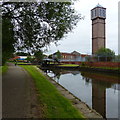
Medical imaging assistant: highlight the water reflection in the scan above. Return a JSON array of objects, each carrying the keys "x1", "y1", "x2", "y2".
[{"x1": 41, "y1": 67, "x2": 119, "y2": 118}]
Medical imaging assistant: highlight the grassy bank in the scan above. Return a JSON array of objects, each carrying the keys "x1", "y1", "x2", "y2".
[
  {"x1": 21, "y1": 65, "x2": 84, "y2": 118},
  {"x1": 80, "y1": 66, "x2": 120, "y2": 70},
  {"x1": 59, "y1": 64, "x2": 79, "y2": 67},
  {"x1": 59, "y1": 64, "x2": 120, "y2": 70},
  {"x1": 1, "y1": 65, "x2": 8, "y2": 74}
]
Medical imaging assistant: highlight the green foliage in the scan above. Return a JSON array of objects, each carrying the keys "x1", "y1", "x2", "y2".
[
  {"x1": 85, "y1": 56, "x2": 92, "y2": 62},
  {"x1": 115, "y1": 54, "x2": 120, "y2": 62},
  {"x1": 48, "y1": 54, "x2": 52, "y2": 59},
  {"x1": 80, "y1": 62, "x2": 86, "y2": 67},
  {"x1": 26, "y1": 56, "x2": 35, "y2": 63},
  {"x1": 59, "y1": 64, "x2": 79, "y2": 67},
  {"x1": 34, "y1": 50, "x2": 44, "y2": 62},
  {"x1": 2, "y1": 18, "x2": 15, "y2": 65},
  {"x1": 95, "y1": 48, "x2": 115, "y2": 57},
  {"x1": 16, "y1": 52, "x2": 30, "y2": 56},
  {"x1": 1, "y1": 65, "x2": 8, "y2": 74},
  {"x1": 95, "y1": 48, "x2": 115, "y2": 61},
  {"x1": 55, "y1": 50, "x2": 61, "y2": 59},
  {"x1": 2, "y1": 2, "x2": 81, "y2": 53},
  {"x1": 21, "y1": 65, "x2": 84, "y2": 118}
]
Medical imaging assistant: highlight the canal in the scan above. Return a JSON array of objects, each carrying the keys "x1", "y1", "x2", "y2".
[{"x1": 41, "y1": 67, "x2": 119, "y2": 119}]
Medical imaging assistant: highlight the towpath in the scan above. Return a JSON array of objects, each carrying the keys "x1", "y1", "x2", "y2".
[{"x1": 2, "y1": 63, "x2": 41, "y2": 118}]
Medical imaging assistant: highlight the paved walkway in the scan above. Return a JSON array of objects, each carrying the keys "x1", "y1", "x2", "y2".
[{"x1": 2, "y1": 63, "x2": 40, "y2": 118}]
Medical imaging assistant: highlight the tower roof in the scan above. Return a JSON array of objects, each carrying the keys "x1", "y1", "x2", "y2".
[
  {"x1": 95, "y1": 3, "x2": 103, "y2": 8},
  {"x1": 91, "y1": 3, "x2": 106, "y2": 11}
]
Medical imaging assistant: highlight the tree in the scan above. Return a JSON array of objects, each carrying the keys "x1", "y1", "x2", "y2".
[
  {"x1": 2, "y1": 2, "x2": 82, "y2": 64},
  {"x1": 26, "y1": 56, "x2": 35, "y2": 63},
  {"x1": 16, "y1": 52, "x2": 30, "y2": 56},
  {"x1": 95, "y1": 48, "x2": 115, "y2": 61},
  {"x1": 115, "y1": 54, "x2": 120, "y2": 62},
  {"x1": 34, "y1": 50, "x2": 44, "y2": 63},
  {"x1": 2, "y1": 18, "x2": 15, "y2": 65},
  {"x1": 48, "y1": 54, "x2": 53, "y2": 59},
  {"x1": 55, "y1": 50, "x2": 61, "y2": 59}
]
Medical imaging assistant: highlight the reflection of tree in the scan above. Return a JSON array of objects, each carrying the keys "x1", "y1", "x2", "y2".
[
  {"x1": 81, "y1": 73, "x2": 91, "y2": 85},
  {"x1": 47, "y1": 68, "x2": 79, "y2": 77},
  {"x1": 41, "y1": 68, "x2": 62, "y2": 80},
  {"x1": 71, "y1": 71, "x2": 80, "y2": 75},
  {"x1": 41, "y1": 67, "x2": 80, "y2": 82},
  {"x1": 85, "y1": 78, "x2": 91, "y2": 86},
  {"x1": 52, "y1": 69, "x2": 61, "y2": 80}
]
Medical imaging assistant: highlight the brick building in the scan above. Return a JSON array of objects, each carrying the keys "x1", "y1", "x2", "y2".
[{"x1": 52, "y1": 51, "x2": 89, "y2": 62}]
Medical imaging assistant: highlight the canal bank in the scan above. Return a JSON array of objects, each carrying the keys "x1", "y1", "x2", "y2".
[
  {"x1": 41, "y1": 64, "x2": 120, "y2": 75},
  {"x1": 21, "y1": 65, "x2": 103, "y2": 118},
  {"x1": 20, "y1": 65, "x2": 84, "y2": 118},
  {"x1": 39, "y1": 68, "x2": 103, "y2": 118},
  {"x1": 41, "y1": 66, "x2": 119, "y2": 118}
]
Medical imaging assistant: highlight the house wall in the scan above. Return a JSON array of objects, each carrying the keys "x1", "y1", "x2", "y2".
[
  {"x1": 53, "y1": 52, "x2": 88, "y2": 62},
  {"x1": 61, "y1": 53, "x2": 76, "y2": 60},
  {"x1": 61, "y1": 53, "x2": 87, "y2": 62}
]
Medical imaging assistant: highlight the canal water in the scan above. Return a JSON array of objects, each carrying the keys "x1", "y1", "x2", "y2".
[{"x1": 42, "y1": 68, "x2": 120, "y2": 118}]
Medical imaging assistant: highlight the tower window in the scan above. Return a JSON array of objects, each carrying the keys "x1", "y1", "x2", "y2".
[
  {"x1": 100, "y1": 9, "x2": 102, "y2": 16},
  {"x1": 95, "y1": 9, "x2": 97, "y2": 16},
  {"x1": 103, "y1": 9, "x2": 106, "y2": 17},
  {"x1": 91, "y1": 11, "x2": 93, "y2": 18}
]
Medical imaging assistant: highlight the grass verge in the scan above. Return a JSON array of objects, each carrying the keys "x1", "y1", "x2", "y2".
[
  {"x1": 59, "y1": 64, "x2": 79, "y2": 67},
  {"x1": 1, "y1": 65, "x2": 8, "y2": 74},
  {"x1": 79, "y1": 65, "x2": 120, "y2": 70},
  {"x1": 20, "y1": 65, "x2": 84, "y2": 118}
]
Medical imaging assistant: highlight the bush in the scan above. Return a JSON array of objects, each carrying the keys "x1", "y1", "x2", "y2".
[{"x1": 80, "y1": 62, "x2": 86, "y2": 67}]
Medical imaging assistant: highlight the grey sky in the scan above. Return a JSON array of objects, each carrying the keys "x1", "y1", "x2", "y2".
[{"x1": 45, "y1": 0, "x2": 118, "y2": 55}]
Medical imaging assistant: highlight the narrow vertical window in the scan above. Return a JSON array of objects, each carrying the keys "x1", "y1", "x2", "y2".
[
  {"x1": 95, "y1": 9, "x2": 96, "y2": 16},
  {"x1": 99, "y1": 8, "x2": 101, "y2": 16},
  {"x1": 91, "y1": 11, "x2": 93, "y2": 18},
  {"x1": 103, "y1": 9, "x2": 105, "y2": 17}
]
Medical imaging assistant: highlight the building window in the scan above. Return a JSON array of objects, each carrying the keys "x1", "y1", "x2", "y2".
[
  {"x1": 95, "y1": 9, "x2": 97, "y2": 16},
  {"x1": 100, "y1": 8, "x2": 102, "y2": 16},
  {"x1": 91, "y1": 11, "x2": 94, "y2": 18},
  {"x1": 103, "y1": 9, "x2": 106, "y2": 17}
]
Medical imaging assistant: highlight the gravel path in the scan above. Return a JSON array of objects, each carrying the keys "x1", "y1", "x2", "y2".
[{"x1": 2, "y1": 63, "x2": 41, "y2": 118}]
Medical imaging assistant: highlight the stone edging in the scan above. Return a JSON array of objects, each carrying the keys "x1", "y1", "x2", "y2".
[{"x1": 35, "y1": 66, "x2": 103, "y2": 119}]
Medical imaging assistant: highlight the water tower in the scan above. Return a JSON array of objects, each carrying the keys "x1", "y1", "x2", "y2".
[{"x1": 91, "y1": 4, "x2": 106, "y2": 54}]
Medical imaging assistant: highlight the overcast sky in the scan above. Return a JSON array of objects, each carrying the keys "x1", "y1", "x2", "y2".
[{"x1": 45, "y1": 0, "x2": 119, "y2": 55}]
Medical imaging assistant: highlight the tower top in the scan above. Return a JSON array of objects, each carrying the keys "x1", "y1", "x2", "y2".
[
  {"x1": 95, "y1": 3, "x2": 103, "y2": 8},
  {"x1": 92, "y1": 3, "x2": 106, "y2": 10},
  {"x1": 91, "y1": 3, "x2": 106, "y2": 20}
]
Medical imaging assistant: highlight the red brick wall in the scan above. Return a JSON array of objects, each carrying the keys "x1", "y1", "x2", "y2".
[
  {"x1": 61, "y1": 61, "x2": 120, "y2": 68},
  {"x1": 86, "y1": 62, "x2": 120, "y2": 68}
]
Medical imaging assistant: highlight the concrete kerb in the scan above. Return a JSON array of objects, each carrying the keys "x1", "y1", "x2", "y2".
[{"x1": 35, "y1": 66, "x2": 103, "y2": 119}]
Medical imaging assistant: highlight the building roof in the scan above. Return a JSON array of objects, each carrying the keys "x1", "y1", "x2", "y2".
[
  {"x1": 61, "y1": 53, "x2": 76, "y2": 56},
  {"x1": 95, "y1": 3, "x2": 103, "y2": 8},
  {"x1": 91, "y1": 3, "x2": 106, "y2": 11},
  {"x1": 71, "y1": 51, "x2": 80, "y2": 55},
  {"x1": 52, "y1": 51, "x2": 89, "y2": 58}
]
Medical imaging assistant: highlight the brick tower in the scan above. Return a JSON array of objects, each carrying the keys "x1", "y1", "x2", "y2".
[{"x1": 91, "y1": 4, "x2": 106, "y2": 54}]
